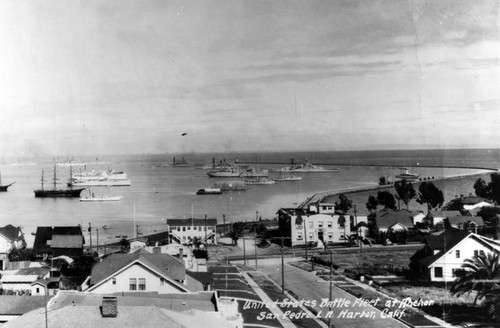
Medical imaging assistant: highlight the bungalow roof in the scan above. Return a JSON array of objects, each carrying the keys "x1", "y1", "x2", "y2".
[
  {"x1": 90, "y1": 249, "x2": 185, "y2": 287},
  {"x1": 0, "y1": 225, "x2": 23, "y2": 242},
  {"x1": 446, "y1": 216, "x2": 484, "y2": 226},
  {"x1": 51, "y1": 235, "x2": 84, "y2": 249},
  {"x1": 418, "y1": 231, "x2": 500, "y2": 268},
  {"x1": 375, "y1": 209, "x2": 414, "y2": 229},
  {"x1": 33, "y1": 226, "x2": 83, "y2": 253}
]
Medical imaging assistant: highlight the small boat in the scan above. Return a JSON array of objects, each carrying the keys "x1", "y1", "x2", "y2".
[
  {"x1": 34, "y1": 166, "x2": 85, "y2": 198},
  {"x1": 245, "y1": 177, "x2": 276, "y2": 185},
  {"x1": 196, "y1": 188, "x2": 223, "y2": 195},
  {"x1": 275, "y1": 173, "x2": 302, "y2": 181},
  {"x1": 0, "y1": 171, "x2": 15, "y2": 191},
  {"x1": 395, "y1": 167, "x2": 420, "y2": 180},
  {"x1": 80, "y1": 194, "x2": 122, "y2": 202}
]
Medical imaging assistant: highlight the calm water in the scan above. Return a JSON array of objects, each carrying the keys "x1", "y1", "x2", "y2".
[{"x1": 0, "y1": 149, "x2": 498, "y2": 246}]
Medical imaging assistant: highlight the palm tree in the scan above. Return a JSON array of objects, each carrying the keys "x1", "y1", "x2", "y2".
[{"x1": 451, "y1": 252, "x2": 500, "y2": 320}]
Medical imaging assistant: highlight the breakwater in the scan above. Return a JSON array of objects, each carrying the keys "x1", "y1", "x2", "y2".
[{"x1": 300, "y1": 171, "x2": 493, "y2": 211}]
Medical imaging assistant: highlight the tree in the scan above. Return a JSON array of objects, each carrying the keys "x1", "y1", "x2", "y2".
[
  {"x1": 477, "y1": 207, "x2": 500, "y2": 239},
  {"x1": 376, "y1": 191, "x2": 397, "y2": 210},
  {"x1": 8, "y1": 248, "x2": 36, "y2": 262},
  {"x1": 474, "y1": 173, "x2": 500, "y2": 204},
  {"x1": 228, "y1": 221, "x2": 244, "y2": 246},
  {"x1": 366, "y1": 195, "x2": 379, "y2": 214},
  {"x1": 416, "y1": 182, "x2": 444, "y2": 215},
  {"x1": 451, "y1": 252, "x2": 500, "y2": 321},
  {"x1": 394, "y1": 180, "x2": 416, "y2": 210},
  {"x1": 335, "y1": 194, "x2": 352, "y2": 214},
  {"x1": 474, "y1": 178, "x2": 490, "y2": 199}
]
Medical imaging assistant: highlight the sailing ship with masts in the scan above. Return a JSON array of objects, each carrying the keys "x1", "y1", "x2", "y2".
[{"x1": 34, "y1": 165, "x2": 85, "y2": 198}]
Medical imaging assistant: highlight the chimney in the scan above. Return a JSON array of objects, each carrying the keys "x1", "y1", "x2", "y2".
[
  {"x1": 101, "y1": 297, "x2": 118, "y2": 318},
  {"x1": 153, "y1": 247, "x2": 161, "y2": 254}
]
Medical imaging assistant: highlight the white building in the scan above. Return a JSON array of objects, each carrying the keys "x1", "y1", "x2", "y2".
[
  {"x1": 278, "y1": 204, "x2": 352, "y2": 247},
  {"x1": 85, "y1": 249, "x2": 206, "y2": 293},
  {"x1": 0, "y1": 225, "x2": 27, "y2": 270},
  {"x1": 167, "y1": 218, "x2": 217, "y2": 245},
  {"x1": 411, "y1": 230, "x2": 500, "y2": 282}
]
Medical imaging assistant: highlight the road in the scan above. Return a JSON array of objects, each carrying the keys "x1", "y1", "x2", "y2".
[{"x1": 250, "y1": 258, "x2": 410, "y2": 328}]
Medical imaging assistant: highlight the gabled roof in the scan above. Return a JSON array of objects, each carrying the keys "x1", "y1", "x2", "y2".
[
  {"x1": 89, "y1": 249, "x2": 185, "y2": 288},
  {"x1": 418, "y1": 231, "x2": 500, "y2": 268},
  {"x1": 33, "y1": 226, "x2": 83, "y2": 253},
  {"x1": 0, "y1": 225, "x2": 24, "y2": 241},
  {"x1": 446, "y1": 216, "x2": 484, "y2": 226},
  {"x1": 429, "y1": 210, "x2": 461, "y2": 218},
  {"x1": 458, "y1": 196, "x2": 490, "y2": 205},
  {"x1": 51, "y1": 235, "x2": 84, "y2": 249},
  {"x1": 375, "y1": 209, "x2": 414, "y2": 229},
  {"x1": 167, "y1": 218, "x2": 218, "y2": 226}
]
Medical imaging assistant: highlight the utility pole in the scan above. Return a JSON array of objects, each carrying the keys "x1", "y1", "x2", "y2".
[
  {"x1": 274, "y1": 236, "x2": 291, "y2": 293},
  {"x1": 204, "y1": 214, "x2": 208, "y2": 249},
  {"x1": 316, "y1": 250, "x2": 335, "y2": 328},
  {"x1": 255, "y1": 211, "x2": 258, "y2": 269},
  {"x1": 223, "y1": 214, "x2": 226, "y2": 236},
  {"x1": 88, "y1": 222, "x2": 92, "y2": 255},
  {"x1": 354, "y1": 205, "x2": 362, "y2": 254},
  {"x1": 96, "y1": 228, "x2": 99, "y2": 254},
  {"x1": 243, "y1": 235, "x2": 247, "y2": 266}
]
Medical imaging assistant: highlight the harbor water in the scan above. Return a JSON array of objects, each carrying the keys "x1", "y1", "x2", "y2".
[{"x1": 0, "y1": 149, "x2": 498, "y2": 247}]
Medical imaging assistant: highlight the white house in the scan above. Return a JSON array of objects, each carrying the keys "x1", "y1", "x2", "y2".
[
  {"x1": 0, "y1": 225, "x2": 27, "y2": 270},
  {"x1": 411, "y1": 230, "x2": 500, "y2": 282},
  {"x1": 278, "y1": 206, "x2": 351, "y2": 247},
  {"x1": 85, "y1": 249, "x2": 206, "y2": 294},
  {"x1": 0, "y1": 267, "x2": 50, "y2": 294}
]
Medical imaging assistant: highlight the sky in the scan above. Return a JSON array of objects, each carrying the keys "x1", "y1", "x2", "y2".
[{"x1": 0, "y1": 0, "x2": 498, "y2": 156}]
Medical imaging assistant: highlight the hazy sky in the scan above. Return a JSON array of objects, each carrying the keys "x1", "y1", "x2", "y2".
[{"x1": 0, "y1": 0, "x2": 498, "y2": 156}]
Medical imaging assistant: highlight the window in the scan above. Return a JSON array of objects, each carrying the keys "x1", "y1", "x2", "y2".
[
  {"x1": 455, "y1": 250, "x2": 460, "y2": 259},
  {"x1": 328, "y1": 233, "x2": 333, "y2": 240},
  {"x1": 308, "y1": 233, "x2": 313, "y2": 240},
  {"x1": 187, "y1": 226, "x2": 191, "y2": 230},
  {"x1": 297, "y1": 233, "x2": 303, "y2": 240},
  {"x1": 318, "y1": 221, "x2": 323, "y2": 228},
  {"x1": 434, "y1": 267, "x2": 443, "y2": 278},
  {"x1": 182, "y1": 227, "x2": 186, "y2": 232},
  {"x1": 138, "y1": 278, "x2": 146, "y2": 290},
  {"x1": 112, "y1": 278, "x2": 116, "y2": 285},
  {"x1": 36, "y1": 288, "x2": 40, "y2": 293},
  {"x1": 474, "y1": 250, "x2": 485, "y2": 257},
  {"x1": 129, "y1": 278, "x2": 137, "y2": 290},
  {"x1": 295, "y1": 225, "x2": 302, "y2": 230},
  {"x1": 327, "y1": 221, "x2": 333, "y2": 228}
]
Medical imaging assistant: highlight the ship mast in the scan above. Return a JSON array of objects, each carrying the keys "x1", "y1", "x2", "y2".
[
  {"x1": 41, "y1": 170, "x2": 45, "y2": 191},
  {"x1": 53, "y1": 164, "x2": 59, "y2": 190}
]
